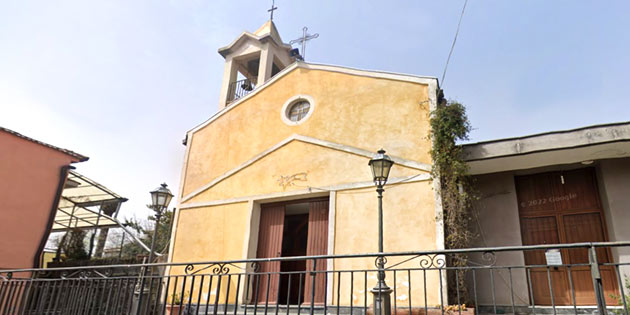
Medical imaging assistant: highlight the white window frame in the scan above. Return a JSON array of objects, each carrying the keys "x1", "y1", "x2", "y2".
[{"x1": 280, "y1": 94, "x2": 316, "y2": 126}]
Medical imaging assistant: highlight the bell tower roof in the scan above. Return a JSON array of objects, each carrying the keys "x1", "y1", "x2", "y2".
[
  {"x1": 218, "y1": 20, "x2": 292, "y2": 58},
  {"x1": 254, "y1": 20, "x2": 284, "y2": 42}
]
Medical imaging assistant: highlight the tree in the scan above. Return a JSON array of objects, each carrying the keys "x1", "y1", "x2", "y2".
[
  {"x1": 120, "y1": 208, "x2": 174, "y2": 261},
  {"x1": 61, "y1": 229, "x2": 90, "y2": 261}
]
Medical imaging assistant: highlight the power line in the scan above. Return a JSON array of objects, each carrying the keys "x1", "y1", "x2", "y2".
[{"x1": 441, "y1": 0, "x2": 469, "y2": 87}]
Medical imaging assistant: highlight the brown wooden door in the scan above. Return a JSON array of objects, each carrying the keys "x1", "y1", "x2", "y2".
[
  {"x1": 303, "y1": 200, "x2": 329, "y2": 305},
  {"x1": 516, "y1": 168, "x2": 618, "y2": 306},
  {"x1": 520, "y1": 216, "x2": 571, "y2": 305},
  {"x1": 255, "y1": 198, "x2": 329, "y2": 305},
  {"x1": 561, "y1": 213, "x2": 618, "y2": 305},
  {"x1": 256, "y1": 205, "x2": 285, "y2": 304}
]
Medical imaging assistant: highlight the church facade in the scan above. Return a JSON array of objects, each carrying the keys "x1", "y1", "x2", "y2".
[{"x1": 168, "y1": 21, "x2": 444, "y2": 306}]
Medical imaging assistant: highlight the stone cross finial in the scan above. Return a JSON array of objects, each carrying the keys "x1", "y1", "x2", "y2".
[
  {"x1": 289, "y1": 26, "x2": 319, "y2": 61},
  {"x1": 267, "y1": 0, "x2": 278, "y2": 21}
]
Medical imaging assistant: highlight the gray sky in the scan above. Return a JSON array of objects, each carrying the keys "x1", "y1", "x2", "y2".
[{"x1": 1, "y1": 1, "x2": 629, "y2": 219}]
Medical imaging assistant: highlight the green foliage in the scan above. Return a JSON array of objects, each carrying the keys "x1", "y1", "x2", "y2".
[
  {"x1": 169, "y1": 290, "x2": 189, "y2": 305},
  {"x1": 61, "y1": 229, "x2": 89, "y2": 261},
  {"x1": 610, "y1": 276, "x2": 630, "y2": 314},
  {"x1": 430, "y1": 98, "x2": 474, "y2": 250},
  {"x1": 120, "y1": 209, "x2": 174, "y2": 261},
  {"x1": 429, "y1": 95, "x2": 475, "y2": 303}
]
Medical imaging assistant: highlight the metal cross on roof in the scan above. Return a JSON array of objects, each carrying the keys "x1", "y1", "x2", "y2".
[
  {"x1": 267, "y1": 0, "x2": 278, "y2": 21},
  {"x1": 289, "y1": 26, "x2": 319, "y2": 61}
]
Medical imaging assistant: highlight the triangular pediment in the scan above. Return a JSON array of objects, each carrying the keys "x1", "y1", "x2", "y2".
[{"x1": 182, "y1": 134, "x2": 430, "y2": 204}]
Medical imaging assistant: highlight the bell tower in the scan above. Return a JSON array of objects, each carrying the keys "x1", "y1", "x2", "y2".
[{"x1": 217, "y1": 21, "x2": 297, "y2": 109}]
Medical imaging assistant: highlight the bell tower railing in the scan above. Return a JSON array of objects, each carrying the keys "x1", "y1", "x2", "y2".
[{"x1": 227, "y1": 77, "x2": 257, "y2": 104}]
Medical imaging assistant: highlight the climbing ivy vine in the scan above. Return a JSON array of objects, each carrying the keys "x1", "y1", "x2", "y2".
[{"x1": 430, "y1": 91, "x2": 475, "y2": 303}]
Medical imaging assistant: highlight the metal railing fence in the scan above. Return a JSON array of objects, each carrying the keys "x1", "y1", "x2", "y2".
[
  {"x1": 0, "y1": 242, "x2": 629, "y2": 315},
  {"x1": 227, "y1": 78, "x2": 257, "y2": 103}
]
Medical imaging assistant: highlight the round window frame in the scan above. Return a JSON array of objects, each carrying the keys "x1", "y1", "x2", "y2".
[{"x1": 281, "y1": 95, "x2": 316, "y2": 126}]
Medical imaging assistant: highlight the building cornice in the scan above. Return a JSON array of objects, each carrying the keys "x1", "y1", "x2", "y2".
[{"x1": 463, "y1": 121, "x2": 630, "y2": 162}]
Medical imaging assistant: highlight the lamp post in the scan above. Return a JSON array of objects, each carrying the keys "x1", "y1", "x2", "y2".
[
  {"x1": 147, "y1": 183, "x2": 173, "y2": 263},
  {"x1": 135, "y1": 183, "x2": 173, "y2": 315},
  {"x1": 368, "y1": 149, "x2": 394, "y2": 315}
]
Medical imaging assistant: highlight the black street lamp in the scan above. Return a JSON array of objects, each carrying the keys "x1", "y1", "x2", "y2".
[
  {"x1": 147, "y1": 183, "x2": 173, "y2": 263},
  {"x1": 135, "y1": 183, "x2": 173, "y2": 315},
  {"x1": 368, "y1": 149, "x2": 394, "y2": 315}
]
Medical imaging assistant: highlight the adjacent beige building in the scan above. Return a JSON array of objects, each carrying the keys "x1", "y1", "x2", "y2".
[{"x1": 465, "y1": 121, "x2": 630, "y2": 307}]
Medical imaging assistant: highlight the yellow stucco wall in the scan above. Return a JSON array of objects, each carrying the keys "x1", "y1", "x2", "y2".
[
  {"x1": 182, "y1": 67, "x2": 432, "y2": 198},
  {"x1": 169, "y1": 202, "x2": 250, "y2": 305},
  {"x1": 170, "y1": 65, "x2": 441, "y2": 306},
  {"x1": 170, "y1": 180, "x2": 439, "y2": 306},
  {"x1": 187, "y1": 140, "x2": 421, "y2": 204},
  {"x1": 332, "y1": 181, "x2": 440, "y2": 306},
  {"x1": 334, "y1": 181, "x2": 436, "y2": 255},
  {"x1": 171, "y1": 202, "x2": 249, "y2": 263}
]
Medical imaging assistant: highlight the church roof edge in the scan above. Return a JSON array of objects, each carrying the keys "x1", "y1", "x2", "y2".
[{"x1": 188, "y1": 62, "x2": 438, "y2": 135}]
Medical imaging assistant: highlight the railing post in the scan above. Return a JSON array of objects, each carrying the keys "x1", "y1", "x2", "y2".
[
  {"x1": 310, "y1": 258, "x2": 316, "y2": 315},
  {"x1": 589, "y1": 245, "x2": 607, "y2": 315}
]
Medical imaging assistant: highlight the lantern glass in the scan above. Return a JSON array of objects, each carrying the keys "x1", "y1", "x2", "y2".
[
  {"x1": 150, "y1": 183, "x2": 173, "y2": 210},
  {"x1": 381, "y1": 159, "x2": 393, "y2": 179},
  {"x1": 157, "y1": 194, "x2": 166, "y2": 206},
  {"x1": 368, "y1": 149, "x2": 394, "y2": 186}
]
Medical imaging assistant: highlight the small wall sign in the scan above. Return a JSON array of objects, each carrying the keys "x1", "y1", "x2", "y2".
[
  {"x1": 545, "y1": 249, "x2": 563, "y2": 266},
  {"x1": 520, "y1": 193, "x2": 578, "y2": 208}
]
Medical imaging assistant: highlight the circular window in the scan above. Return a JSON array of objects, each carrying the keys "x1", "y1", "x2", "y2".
[
  {"x1": 288, "y1": 100, "x2": 310, "y2": 122},
  {"x1": 281, "y1": 95, "x2": 315, "y2": 126}
]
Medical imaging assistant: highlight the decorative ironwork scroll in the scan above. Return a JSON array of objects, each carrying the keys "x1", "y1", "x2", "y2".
[{"x1": 184, "y1": 262, "x2": 251, "y2": 276}]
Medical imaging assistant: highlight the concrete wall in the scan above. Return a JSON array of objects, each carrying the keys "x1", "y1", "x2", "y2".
[
  {"x1": 0, "y1": 131, "x2": 77, "y2": 269},
  {"x1": 468, "y1": 172, "x2": 529, "y2": 306},
  {"x1": 598, "y1": 157, "x2": 630, "y2": 282}
]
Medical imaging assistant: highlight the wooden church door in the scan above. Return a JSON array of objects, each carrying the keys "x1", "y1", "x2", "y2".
[
  {"x1": 255, "y1": 199, "x2": 329, "y2": 305},
  {"x1": 255, "y1": 204, "x2": 285, "y2": 304},
  {"x1": 516, "y1": 168, "x2": 618, "y2": 306},
  {"x1": 303, "y1": 200, "x2": 329, "y2": 305}
]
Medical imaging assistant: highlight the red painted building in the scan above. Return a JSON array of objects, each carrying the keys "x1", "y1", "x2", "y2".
[{"x1": 0, "y1": 127, "x2": 87, "y2": 269}]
